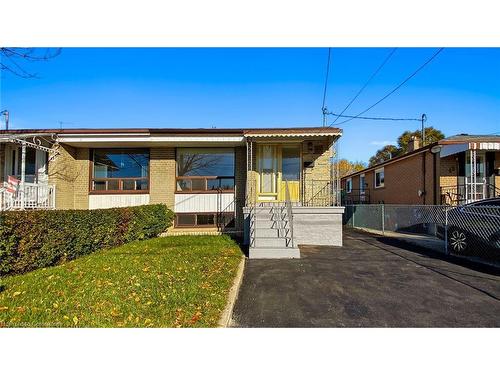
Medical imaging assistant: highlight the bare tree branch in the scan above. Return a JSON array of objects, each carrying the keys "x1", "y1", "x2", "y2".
[
  {"x1": 0, "y1": 47, "x2": 61, "y2": 79},
  {"x1": 178, "y1": 153, "x2": 225, "y2": 176}
]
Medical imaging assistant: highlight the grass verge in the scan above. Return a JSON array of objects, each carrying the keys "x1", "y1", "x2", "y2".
[{"x1": 0, "y1": 235, "x2": 243, "y2": 328}]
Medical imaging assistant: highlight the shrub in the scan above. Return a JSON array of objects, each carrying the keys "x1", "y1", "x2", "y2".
[{"x1": 0, "y1": 204, "x2": 173, "y2": 275}]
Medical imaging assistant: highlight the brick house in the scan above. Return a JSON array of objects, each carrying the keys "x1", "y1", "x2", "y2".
[
  {"x1": 341, "y1": 134, "x2": 500, "y2": 206},
  {"x1": 0, "y1": 126, "x2": 344, "y2": 258}
]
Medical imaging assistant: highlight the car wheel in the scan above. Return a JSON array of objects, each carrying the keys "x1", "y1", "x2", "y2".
[{"x1": 449, "y1": 228, "x2": 468, "y2": 254}]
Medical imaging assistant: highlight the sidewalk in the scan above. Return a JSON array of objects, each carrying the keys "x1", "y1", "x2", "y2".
[{"x1": 354, "y1": 227, "x2": 446, "y2": 254}]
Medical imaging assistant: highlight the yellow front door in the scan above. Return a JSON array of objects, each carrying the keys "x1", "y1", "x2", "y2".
[
  {"x1": 257, "y1": 144, "x2": 279, "y2": 201},
  {"x1": 256, "y1": 144, "x2": 301, "y2": 202},
  {"x1": 280, "y1": 144, "x2": 301, "y2": 202}
]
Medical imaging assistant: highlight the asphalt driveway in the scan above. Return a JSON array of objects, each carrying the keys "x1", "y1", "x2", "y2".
[{"x1": 231, "y1": 228, "x2": 500, "y2": 327}]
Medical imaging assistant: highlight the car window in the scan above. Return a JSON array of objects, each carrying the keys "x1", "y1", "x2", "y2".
[{"x1": 471, "y1": 200, "x2": 500, "y2": 207}]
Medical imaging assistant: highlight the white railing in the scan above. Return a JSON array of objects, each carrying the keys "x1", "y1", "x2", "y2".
[
  {"x1": 283, "y1": 180, "x2": 295, "y2": 248},
  {"x1": 0, "y1": 183, "x2": 56, "y2": 210}
]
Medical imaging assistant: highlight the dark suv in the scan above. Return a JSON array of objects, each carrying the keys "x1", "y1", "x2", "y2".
[{"x1": 447, "y1": 198, "x2": 500, "y2": 259}]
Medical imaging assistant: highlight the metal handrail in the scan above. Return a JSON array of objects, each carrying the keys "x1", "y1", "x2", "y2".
[
  {"x1": 342, "y1": 188, "x2": 371, "y2": 205},
  {"x1": 284, "y1": 179, "x2": 295, "y2": 248},
  {"x1": 303, "y1": 179, "x2": 337, "y2": 207},
  {"x1": 216, "y1": 187, "x2": 239, "y2": 231},
  {"x1": 247, "y1": 178, "x2": 257, "y2": 248},
  {"x1": 441, "y1": 181, "x2": 500, "y2": 205}
]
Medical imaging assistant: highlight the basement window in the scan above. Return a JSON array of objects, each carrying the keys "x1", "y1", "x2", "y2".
[
  {"x1": 175, "y1": 213, "x2": 235, "y2": 228},
  {"x1": 375, "y1": 168, "x2": 385, "y2": 188}
]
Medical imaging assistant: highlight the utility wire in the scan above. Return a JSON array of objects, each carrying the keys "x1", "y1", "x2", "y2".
[
  {"x1": 321, "y1": 48, "x2": 332, "y2": 114},
  {"x1": 325, "y1": 113, "x2": 420, "y2": 121},
  {"x1": 331, "y1": 48, "x2": 445, "y2": 127},
  {"x1": 331, "y1": 48, "x2": 397, "y2": 125}
]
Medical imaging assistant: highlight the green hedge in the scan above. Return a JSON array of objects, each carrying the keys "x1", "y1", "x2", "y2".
[{"x1": 0, "y1": 204, "x2": 174, "y2": 276}]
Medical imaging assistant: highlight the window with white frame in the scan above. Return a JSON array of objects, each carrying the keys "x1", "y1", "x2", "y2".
[
  {"x1": 375, "y1": 168, "x2": 384, "y2": 188},
  {"x1": 346, "y1": 178, "x2": 352, "y2": 193},
  {"x1": 359, "y1": 174, "x2": 365, "y2": 193}
]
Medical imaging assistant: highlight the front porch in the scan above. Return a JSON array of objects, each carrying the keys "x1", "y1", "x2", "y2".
[
  {"x1": 242, "y1": 128, "x2": 344, "y2": 258},
  {"x1": 0, "y1": 133, "x2": 58, "y2": 210},
  {"x1": 439, "y1": 140, "x2": 500, "y2": 205}
]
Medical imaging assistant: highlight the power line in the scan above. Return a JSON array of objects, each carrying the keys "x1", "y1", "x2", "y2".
[
  {"x1": 325, "y1": 112, "x2": 420, "y2": 122},
  {"x1": 331, "y1": 48, "x2": 445, "y2": 127},
  {"x1": 321, "y1": 48, "x2": 332, "y2": 126},
  {"x1": 331, "y1": 48, "x2": 397, "y2": 125}
]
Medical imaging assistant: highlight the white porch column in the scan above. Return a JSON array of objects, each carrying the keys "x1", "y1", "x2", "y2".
[
  {"x1": 20, "y1": 143, "x2": 26, "y2": 209},
  {"x1": 470, "y1": 148, "x2": 477, "y2": 202}
]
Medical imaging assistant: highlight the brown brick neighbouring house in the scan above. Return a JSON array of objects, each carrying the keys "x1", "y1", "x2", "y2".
[{"x1": 341, "y1": 134, "x2": 500, "y2": 206}]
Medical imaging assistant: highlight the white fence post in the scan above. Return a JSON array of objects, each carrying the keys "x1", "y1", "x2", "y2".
[
  {"x1": 444, "y1": 207, "x2": 449, "y2": 255},
  {"x1": 381, "y1": 204, "x2": 385, "y2": 235}
]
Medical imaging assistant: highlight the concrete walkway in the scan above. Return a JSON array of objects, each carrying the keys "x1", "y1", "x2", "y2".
[{"x1": 231, "y1": 228, "x2": 500, "y2": 327}]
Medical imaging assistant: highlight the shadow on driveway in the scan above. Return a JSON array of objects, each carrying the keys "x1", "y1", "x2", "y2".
[{"x1": 231, "y1": 228, "x2": 500, "y2": 327}]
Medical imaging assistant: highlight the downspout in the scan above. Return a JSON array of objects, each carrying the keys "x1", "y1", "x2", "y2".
[
  {"x1": 433, "y1": 152, "x2": 437, "y2": 205},
  {"x1": 422, "y1": 151, "x2": 426, "y2": 205}
]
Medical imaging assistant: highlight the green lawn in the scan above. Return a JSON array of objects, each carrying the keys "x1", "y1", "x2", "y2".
[{"x1": 0, "y1": 235, "x2": 243, "y2": 328}]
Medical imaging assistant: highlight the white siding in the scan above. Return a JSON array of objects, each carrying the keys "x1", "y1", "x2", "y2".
[
  {"x1": 175, "y1": 193, "x2": 234, "y2": 213},
  {"x1": 89, "y1": 194, "x2": 150, "y2": 209}
]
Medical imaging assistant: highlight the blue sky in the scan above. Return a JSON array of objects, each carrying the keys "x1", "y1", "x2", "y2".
[{"x1": 1, "y1": 48, "x2": 499, "y2": 163}]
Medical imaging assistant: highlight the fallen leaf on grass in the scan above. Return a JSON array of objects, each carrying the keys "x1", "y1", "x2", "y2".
[{"x1": 190, "y1": 311, "x2": 202, "y2": 324}]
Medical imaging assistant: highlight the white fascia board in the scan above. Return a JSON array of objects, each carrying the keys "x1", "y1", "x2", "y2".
[{"x1": 58, "y1": 134, "x2": 245, "y2": 145}]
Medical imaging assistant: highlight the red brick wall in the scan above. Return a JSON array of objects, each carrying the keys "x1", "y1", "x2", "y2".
[{"x1": 343, "y1": 149, "x2": 438, "y2": 205}]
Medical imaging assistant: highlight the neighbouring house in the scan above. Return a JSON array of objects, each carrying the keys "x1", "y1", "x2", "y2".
[
  {"x1": 341, "y1": 134, "x2": 500, "y2": 206},
  {"x1": 0, "y1": 126, "x2": 344, "y2": 258}
]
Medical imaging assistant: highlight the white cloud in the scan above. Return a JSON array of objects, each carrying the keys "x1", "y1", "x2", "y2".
[{"x1": 370, "y1": 140, "x2": 393, "y2": 146}]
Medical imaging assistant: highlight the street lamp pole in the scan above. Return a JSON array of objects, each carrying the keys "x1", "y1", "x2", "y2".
[{"x1": 421, "y1": 113, "x2": 427, "y2": 146}]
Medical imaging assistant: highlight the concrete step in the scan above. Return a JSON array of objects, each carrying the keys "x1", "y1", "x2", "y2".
[
  {"x1": 251, "y1": 220, "x2": 290, "y2": 230},
  {"x1": 249, "y1": 247, "x2": 300, "y2": 259},
  {"x1": 253, "y1": 228, "x2": 281, "y2": 237},
  {"x1": 253, "y1": 212, "x2": 287, "y2": 220},
  {"x1": 253, "y1": 213, "x2": 287, "y2": 221},
  {"x1": 253, "y1": 218, "x2": 279, "y2": 225},
  {"x1": 254, "y1": 207, "x2": 275, "y2": 213},
  {"x1": 254, "y1": 223, "x2": 280, "y2": 230},
  {"x1": 253, "y1": 237, "x2": 290, "y2": 248}
]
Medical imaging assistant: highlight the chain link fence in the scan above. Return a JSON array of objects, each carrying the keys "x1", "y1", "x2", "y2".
[{"x1": 343, "y1": 204, "x2": 500, "y2": 266}]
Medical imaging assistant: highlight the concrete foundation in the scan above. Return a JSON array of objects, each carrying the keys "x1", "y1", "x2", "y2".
[
  {"x1": 244, "y1": 206, "x2": 345, "y2": 247},
  {"x1": 292, "y1": 206, "x2": 345, "y2": 247}
]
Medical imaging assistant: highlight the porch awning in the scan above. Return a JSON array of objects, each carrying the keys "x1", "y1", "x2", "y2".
[
  {"x1": 243, "y1": 127, "x2": 342, "y2": 138},
  {"x1": 0, "y1": 133, "x2": 59, "y2": 157},
  {"x1": 440, "y1": 141, "x2": 500, "y2": 158}
]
